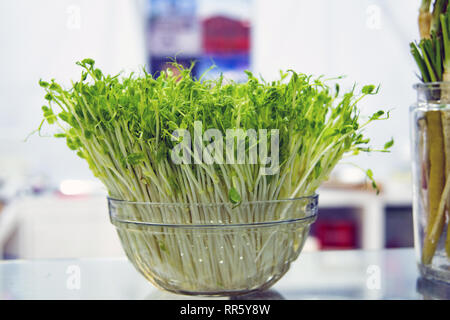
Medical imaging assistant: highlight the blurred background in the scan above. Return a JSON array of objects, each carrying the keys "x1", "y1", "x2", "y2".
[{"x1": 0, "y1": 0, "x2": 419, "y2": 259}]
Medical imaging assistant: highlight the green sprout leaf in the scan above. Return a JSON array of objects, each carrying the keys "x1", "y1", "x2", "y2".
[
  {"x1": 228, "y1": 187, "x2": 241, "y2": 204},
  {"x1": 39, "y1": 79, "x2": 49, "y2": 88},
  {"x1": 362, "y1": 85, "x2": 376, "y2": 94},
  {"x1": 54, "y1": 133, "x2": 66, "y2": 138},
  {"x1": 370, "y1": 110, "x2": 385, "y2": 120},
  {"x1": 81, "y1": 58, "x2": 95, "y2": 66},
  {"x1": 384, "y1": 138, "x2": 394, "y2": 150},
  {"x1": 365, "y1": 168, "x2": 380, "y2": 195}
]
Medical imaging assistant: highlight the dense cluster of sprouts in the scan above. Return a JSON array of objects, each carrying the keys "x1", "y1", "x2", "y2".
[
  {"x1": 38, "y1": 59, "x2": 390, "y2": 293},
  {"x1": 39, "y1": 59, "x2": 389, "y2": 209}
]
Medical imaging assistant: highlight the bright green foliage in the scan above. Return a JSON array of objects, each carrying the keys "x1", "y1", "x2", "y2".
[{"x1": 39, "y1": 59, "x2": 390, "y2": 207}]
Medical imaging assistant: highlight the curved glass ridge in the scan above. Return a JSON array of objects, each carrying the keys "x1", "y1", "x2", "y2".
[{"x1": 108, "y1": 194, "x2": 318, "y2": 227}]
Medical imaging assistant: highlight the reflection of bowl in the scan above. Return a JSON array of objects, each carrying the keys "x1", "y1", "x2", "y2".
[
  {"x1": 108, "y1": 195, "x2": 318, "y2": 296},
  {"x1": 230, "y1": 289, "x2": 285, "y2": 300},
  {"x1": 416, "y1": 276, "x2": 450, "y2": 300}
]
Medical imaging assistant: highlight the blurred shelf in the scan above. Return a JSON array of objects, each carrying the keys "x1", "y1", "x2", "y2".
[
  {"x1": 317, "y1": 186, "x2": 412, "y2": 250},
  {"x1": 1, "y1": 194, "x2": 123, "y2": 259}
]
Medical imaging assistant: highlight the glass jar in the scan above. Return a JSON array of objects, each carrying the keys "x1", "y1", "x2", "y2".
[
  {"x1": 108, "y1": 195, "x2": 318, "y2": 296},
  {"x1": 411, "y1": 82, "x2": 450, "y2": 283}
]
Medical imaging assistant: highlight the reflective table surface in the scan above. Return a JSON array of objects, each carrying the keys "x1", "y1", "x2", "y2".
[{"x1": 1, "y1": 248, "x2": 449, "y2": 300}]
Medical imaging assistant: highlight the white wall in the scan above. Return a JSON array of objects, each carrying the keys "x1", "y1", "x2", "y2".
[
  {"x1": 0, "y1": 0, "x2": 421, "y2": 188},
  {"x1": 0, "y1": 0, "x2": 147, "y2": 185},
  {"x1": 253, "y1": 0, "x2": 420, "y2": 180}
]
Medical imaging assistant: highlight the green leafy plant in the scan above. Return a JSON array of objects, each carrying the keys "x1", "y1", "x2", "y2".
[
  {"x1": 39, "y1": 59, "x2": 390, "y2": 207},
  {"x1": 38, "y1": 59, "x2": 391, "y2": 292}
]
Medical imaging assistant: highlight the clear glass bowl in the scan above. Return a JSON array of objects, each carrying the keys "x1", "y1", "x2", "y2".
[
  {"x1": 411, "y1": 82, "x2": 450, "y2": 283},
  {"x1": 108, "y1": 195, "x2": 318, "y2": 296}
]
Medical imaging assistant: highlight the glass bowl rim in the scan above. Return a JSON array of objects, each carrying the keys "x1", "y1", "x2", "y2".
[
  {"x1": 413, "y1": 82, "x2": 450, "y2": 90},
  {"x1": 108, "y1": 194, "x2": 318, "y2": 206},
  {"x1": 108, "y1": 194, "x2": 318, "y2": 229}
]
